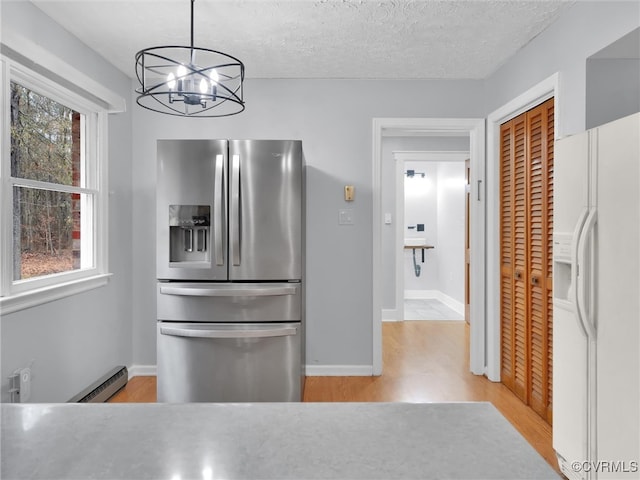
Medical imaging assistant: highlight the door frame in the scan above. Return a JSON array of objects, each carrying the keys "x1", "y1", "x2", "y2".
[
  {"x1": 372, "y1": 118, "x2": 486, "y2": 376},
  {"x1": 486, "y1": 73, "x2": 559, "y2": 381},
  {"x1": 392, "y1": 150, "x2": 470, "y2": 322}
]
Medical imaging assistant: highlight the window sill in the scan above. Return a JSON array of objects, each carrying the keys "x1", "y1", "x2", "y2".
[{"x1": 0, "y1": 273, "x2": 112, "y2": 316}]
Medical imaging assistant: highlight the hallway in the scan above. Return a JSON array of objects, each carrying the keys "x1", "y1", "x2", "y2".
[{"x1": 403, "y1": 299, "x2": 464, "y2": 320}]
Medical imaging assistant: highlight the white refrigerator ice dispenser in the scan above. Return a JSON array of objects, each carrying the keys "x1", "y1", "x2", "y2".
[{"x1": 156, "y1": 139, "x2": 304, "y2": 402}]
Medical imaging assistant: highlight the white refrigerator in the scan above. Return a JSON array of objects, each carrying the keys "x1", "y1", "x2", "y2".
[{"x1": 553, "y1": 112, "x2": 639, "y2": 479}]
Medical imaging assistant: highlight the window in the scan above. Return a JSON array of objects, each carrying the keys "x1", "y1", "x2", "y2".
[{"x1": 1, "y1": 59, "x2": 110, "y2": 312}]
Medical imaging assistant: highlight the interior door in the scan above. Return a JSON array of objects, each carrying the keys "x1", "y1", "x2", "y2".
[
  {"x1": 500, "y1": 112, "x2": 529, "y2": 403},
  {"x1": 500, "y1": 98, "x2": 554, "y2": 423},
  {"x1": 229, "y1": 140, "x2": 303, "y2": 281},
  {"x1": 465, "y1": 159, "x2": 470, "y2": 324},
  {"x1": 526, "y1": 103, "x2": 554, "y2": 423}
]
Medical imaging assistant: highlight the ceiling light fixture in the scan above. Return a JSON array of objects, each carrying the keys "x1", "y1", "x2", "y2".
[{"x1": 135, "y1": 0, "x2": 245, "y2": 117}]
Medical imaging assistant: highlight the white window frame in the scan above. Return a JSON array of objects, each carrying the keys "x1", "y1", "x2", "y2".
[{"x1": 0, "y1": 56, "x2": 111, "y2": 315}]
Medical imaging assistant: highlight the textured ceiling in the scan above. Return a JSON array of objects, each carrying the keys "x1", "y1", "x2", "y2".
[{"x1": 30, "y1": 0, "x2": 574, "y2": 80}]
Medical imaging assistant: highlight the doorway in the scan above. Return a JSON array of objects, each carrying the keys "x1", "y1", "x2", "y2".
[
  {"x1": 372, "y1": 118, "x2": 486, "y2": 376},
  {"x1": 486, "y1": 73, "x2": 559, "y2": 381},
  {"x1": 393, "y1": 150, "x2": 469, "y2": 322}
]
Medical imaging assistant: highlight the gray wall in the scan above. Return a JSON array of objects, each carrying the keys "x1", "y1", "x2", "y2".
[
  {"x1": 485, "y1": 1, "x2": 640, "y2": 138},
  {"x1": 131, "y1": 80, "x2": 484, "y2": 369},
  {"x1": 586, "y1": 58, "x2": 640, "y2": 129},
  {"x1": 0, "y1": 1, "x2": 133, "y2": 402}
]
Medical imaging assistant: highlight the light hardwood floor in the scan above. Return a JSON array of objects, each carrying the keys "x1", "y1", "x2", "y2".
[{"x1": 110, "y1": 321, "x2": 557, "y2": 472}]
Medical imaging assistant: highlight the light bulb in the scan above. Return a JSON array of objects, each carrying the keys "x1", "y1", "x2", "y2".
[
  {"x1": 177, "y1": 65, "x2": 187, "y2": 78},
  {"x1": 210, "y1": 69, "x2": 219, "y2": 85},
  {"x1": 167, "y1": 72, "x2": 176, "y2": 90},
  {"x1": 199, "y1": 78, "x2": 209, "y2": 94}
]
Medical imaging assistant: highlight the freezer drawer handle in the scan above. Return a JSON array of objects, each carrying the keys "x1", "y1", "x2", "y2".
[
  {"x1": 160, "y1": 325, "x2": 298, "y2": 339},
  {"x1": 159, "y1": 285, "x2": 298, "y2": 297}
]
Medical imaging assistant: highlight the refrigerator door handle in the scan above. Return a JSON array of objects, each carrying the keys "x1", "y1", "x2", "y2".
[
  {"x1": 213, "y1": 154, "x2": 225, "y2": 266},
  {"x1": 160, "y1": 325, "x2": 298, "y2": 339},
  {"x1": 231, "y1": 154, "x2": 241, "y2": 266},
  {"x1": 576, "y1": 208, "x2": 597, "y2": 339},
  {"x1": 571, "y1": 208, "x2": 589, "y2": 336},
  {"x1": 159, "y1": 285, "x2": 298, "y2": 297}
]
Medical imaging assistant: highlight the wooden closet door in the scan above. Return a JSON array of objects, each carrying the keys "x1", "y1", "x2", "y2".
[
  {"x1": 546, "y1": 103, "x2": 554, "y2": 424},
  {"x1": 500, "y1": 98, "x2": 554, "y2": 424},
  {"x1": 500, "y1": 115, "x2": 529, "y2": 402},
  {"x1": 499, "y1": 123, "x2": 514, "y2": 389},
  {"x1": 527, "y1": 100, "x2": 554, "y2": 424}
]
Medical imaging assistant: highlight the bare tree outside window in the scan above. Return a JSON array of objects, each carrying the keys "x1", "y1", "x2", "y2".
[{"x1": 10, "y1": 82, "x2": 83, "y2": 280}]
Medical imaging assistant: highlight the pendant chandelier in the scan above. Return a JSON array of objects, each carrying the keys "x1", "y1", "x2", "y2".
[{"x1": 135, "y1": 0, "x2": 245, "y2": 117}]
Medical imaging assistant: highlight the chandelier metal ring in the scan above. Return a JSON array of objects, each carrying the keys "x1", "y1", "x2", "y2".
[{"x1": 134, "y1": 0, "x2": 245, "y2": 117}]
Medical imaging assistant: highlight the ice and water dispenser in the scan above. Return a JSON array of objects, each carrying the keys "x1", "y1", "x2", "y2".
[
  {"x1": 169, "y1": 205, "x2": 210, "y2": 264},
  {"x1": 553, "y1": 232, "x2": 573, "y2": 307}
]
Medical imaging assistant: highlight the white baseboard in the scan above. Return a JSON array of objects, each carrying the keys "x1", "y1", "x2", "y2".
[
  {"x1": 382, "y1": 308, "x2": 399, "y2": 321},
  {"x1": 128, "y1": 365, "x2": 157, "y2": 378},
  {"x1": 404, "y1": 289, "x2": 465, "y2": 316},
  {"x1": 436, "y1": 292, "x2": 465, "y2": 316},
  {"x1": 305, "y1": 365, "x2": 373, "y2": 376},
  {"x1": 404, "y1": 289, "x2": 438, "y2": 300},
  {"x1": 128, "y1": 364, "x2": 374, "y2": 378}
]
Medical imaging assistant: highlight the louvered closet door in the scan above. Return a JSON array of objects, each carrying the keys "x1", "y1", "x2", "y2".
[
  {"x1": 499, "y1": 123, "x2": 514, "y2": 392},
  {"x1": 545, "y1": 102, "x2": 554, "y2": 424},
  {"x1": 500, "y1": 98, "x2": 554, "y2": 424},
  {"x1": 527, "y1": 100, "x2": 554, "y2": 424},
  {"x1": 500, "y1": 115, "x2": 529, "y2": 402}
]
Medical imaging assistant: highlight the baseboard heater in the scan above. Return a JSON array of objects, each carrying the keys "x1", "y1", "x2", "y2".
[{"x1": 68, "y1": 366, "x2": 128, "y2": 403}]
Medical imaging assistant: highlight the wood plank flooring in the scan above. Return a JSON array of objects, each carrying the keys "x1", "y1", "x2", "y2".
[{"x1": 109, "y1": 321, "x2": 557, "y2": 472}]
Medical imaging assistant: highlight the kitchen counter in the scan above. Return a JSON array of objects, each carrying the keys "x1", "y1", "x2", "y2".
[{"x1": 1, "y1": 402, "x2": 558, "y2": 479}]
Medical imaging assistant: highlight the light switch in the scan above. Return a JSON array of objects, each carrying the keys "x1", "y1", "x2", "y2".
[
  {"x1": 344, "y1": 185, "x2": 355, "y2": 201},
  {"x1": 384, "y1": 213, "x2": 392, "y2": 225},
  {"x1": 339, "y1": 209, "x2": 354, "y2": 225}
]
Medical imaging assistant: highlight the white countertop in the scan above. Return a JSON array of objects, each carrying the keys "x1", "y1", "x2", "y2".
[{"x1": 1, "y1": 401, "x2": 558, "y2": 479}]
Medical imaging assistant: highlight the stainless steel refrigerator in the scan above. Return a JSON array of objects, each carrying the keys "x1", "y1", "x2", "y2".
[{"x1": 156, "y1": 139, "x2": 304, "y2": 402}]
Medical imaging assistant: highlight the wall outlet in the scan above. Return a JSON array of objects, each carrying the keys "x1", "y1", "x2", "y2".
[{"x1": 19, "y1": 367, "x2": 31, "y2": 403}]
